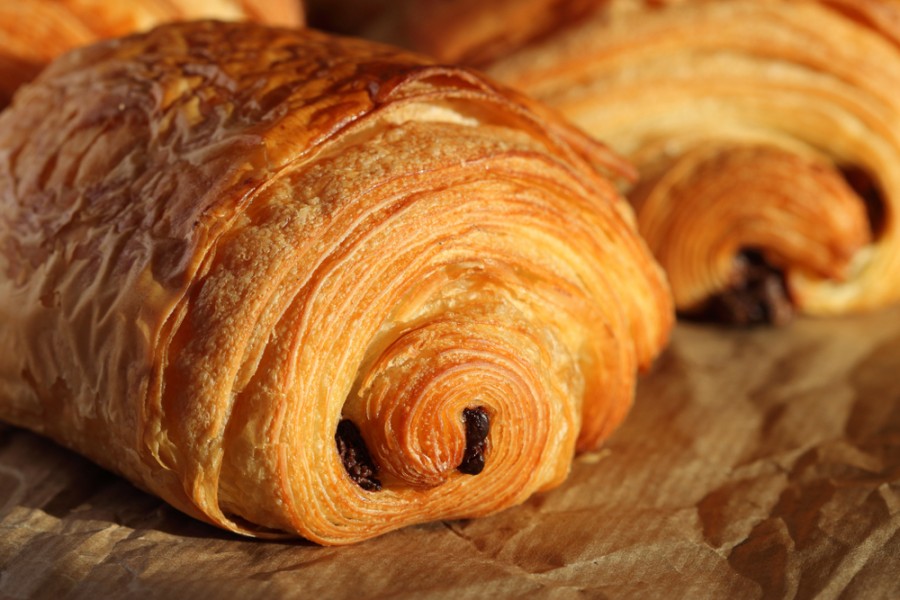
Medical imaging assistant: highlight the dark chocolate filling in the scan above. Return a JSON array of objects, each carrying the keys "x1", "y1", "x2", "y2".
[
  {"x1": 335, "y1": 419, "x2": 382, "y2": 491},
  {"x1": 458, "y1": 407, "x2": 490, "y2": 475},
  {"x1": 691, "y1": 250, "x2": 794, "y2": 327},
  {"x1": 841, "y1": 165, "x2": 886, "y2": 239}
]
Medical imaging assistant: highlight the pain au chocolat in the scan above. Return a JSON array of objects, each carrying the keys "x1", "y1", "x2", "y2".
[
  {"x1": 0, "y1": 21, "x2": 672, "y2": 544},
  {"x1": 461, "y1": 0, "x2": 900, "y2": 324},
  {"x1": 0, "y1": 0, "x2": 303, "y2": 107}
]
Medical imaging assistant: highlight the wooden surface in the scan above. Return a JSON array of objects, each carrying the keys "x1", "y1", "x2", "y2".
[{"x1": 2, "y1": 310, "x2": 899, "y2": 599}]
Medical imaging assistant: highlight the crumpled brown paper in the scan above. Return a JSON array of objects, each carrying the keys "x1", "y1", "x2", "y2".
[{"x1": 2, "y1": 308, "x2": 899, "y2": 599}]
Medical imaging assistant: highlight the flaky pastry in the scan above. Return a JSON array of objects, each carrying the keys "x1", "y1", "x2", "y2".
[
  {"x1": 480, "y1": 0, "x2": 900, "y2": 322},
  {"x1": 0, "y1": 22, "x2": 672, "y2": 544},
  {"x1": 489, "y1": 0, "x2": 900, "y2": 322}
]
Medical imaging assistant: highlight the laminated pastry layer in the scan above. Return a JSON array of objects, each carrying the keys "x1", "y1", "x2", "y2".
[
  {"x1": 485, "y1": 0, "x2": 900, "y2": 321},
  {"x1": 0, "y1": 22, "x2": 672, "y2": 544}
]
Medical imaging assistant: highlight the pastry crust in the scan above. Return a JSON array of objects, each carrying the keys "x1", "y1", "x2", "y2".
[
  {"x1": 0, "y1": 0, "x2": 303, "y2": 106},
  {"x1": 481, "y1": 0, "x2": 900, "y2": 318},
  {"x1": 0, "y1": 22, "x2": 672, "y2": 544}
]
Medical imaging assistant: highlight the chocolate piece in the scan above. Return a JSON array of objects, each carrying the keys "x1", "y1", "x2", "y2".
[
  {"x1": 458, "y1": 407, "x2": 490, "y2": 475},
  {"x1": 694, "y1": 251, "x2": 794, "y2": 327},
  {"x1": 335, "y1": 419, "x2": 382, "y2": 491},
  {"x1": 841, "y1": 165, "x2": 886, "y2": 238}
]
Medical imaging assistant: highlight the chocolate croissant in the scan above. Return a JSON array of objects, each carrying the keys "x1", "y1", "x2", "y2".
[
  {"x1": 0, "y1": 0, "x2": 303, "y2": 107},
  {"x1": 477, "y1": 0, "x2": 900, "y2": 323},
  {"x1": 0, "y1": 21, "x2": 672, "y2": 544}
]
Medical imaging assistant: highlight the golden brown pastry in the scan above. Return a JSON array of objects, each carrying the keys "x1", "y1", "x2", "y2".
[
  {"x1": 0, "y1": 21, "x2": 672, "y2": 544},
  {"x1": 474, "y1": 0, "x2": 900, "y2": 323},
  {"x1": 0, "y1": 0, "x2": 303, "y2": 106}
]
